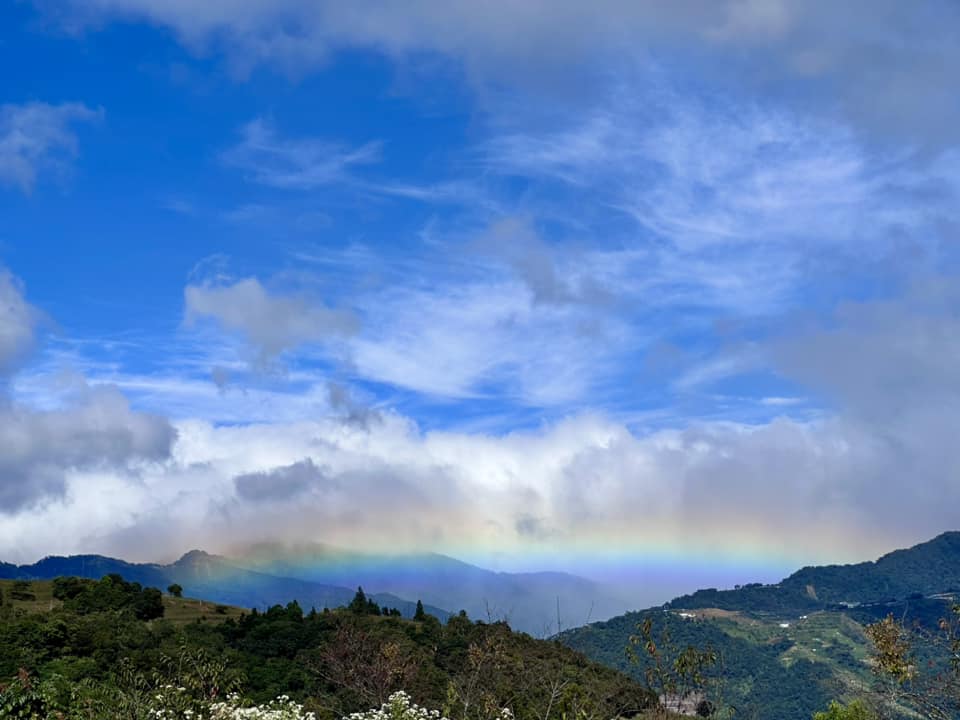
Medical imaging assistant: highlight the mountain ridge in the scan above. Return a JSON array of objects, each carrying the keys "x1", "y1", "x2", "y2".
[
  {"x1": 0, "y1": 549, "x2": 450, "y2": 621},
  {"x1": 222, "y1": 540, "x2": 628, "y2": 634},
  {"x1": 666, "y1": 530, "x2": 960, "y2": 614},
  {"x1": 0, "y1": 545, "x2": 628, "y2": 633}
]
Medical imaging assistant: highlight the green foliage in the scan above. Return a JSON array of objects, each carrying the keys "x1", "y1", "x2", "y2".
[
  {"x1": 861, "y1": 605, "x2": 960, "y2": 720},
  {"x1": 52, "y1": 576, "x2": 90, "y2": 601},
  {"x1": 812, "y1": 700, "x2": 875, "y2": 720},
  {"x1": 349, "y1": 587, "x2": 384, "y2": 617},
  {"x1": 0, "y1": 577, "x2": 649, "y2": 720},
  {"x1": 10, "y1": 581, "x2": 36, "y2": 602},
  {"x1": 168, "y1": 583, "x2": 184, "y2": 598},
  {"x1": 564, "y1": 610, "x2": 834, "y2": 719},
  {"x1": 58, "y1": 574, "x2": 165, "y2": 620},
  {"x1": 0, "y1": 669, "x2": 50, "y2": 719},
  {"x1": 567, "y1": 533, "x2": 960, "y2": 720},
  {"x1": 627, "y1": 617, "x2": 720, "y2": 718}
]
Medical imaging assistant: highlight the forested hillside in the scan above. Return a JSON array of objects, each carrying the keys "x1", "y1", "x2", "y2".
[
  {"x1": 563, "y1": 532, "x2": 960, "y2": 720},
  {"x1": 0, "y1": 576, "x2": 651, "y2": 719}
]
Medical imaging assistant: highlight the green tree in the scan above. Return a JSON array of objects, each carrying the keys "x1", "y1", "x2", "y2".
[
  {"x1": 812, "y1": 700, "x2": 875, "y2": 720},
  {"x1": 627, "y1": 617, "x2": 721, "y2": 719},
  {"x1": 349, "y1": 587, "x2": 370, "y2": 614},
  {"x1": 414, "y1": 600, "x2": 426, "y2": 621},
  {"x1": 132, "y1": 587, "x2": 164, "y2": 620},
  {"x1": 863, "y1": 607, "x2": 960, "y2": 720},
  {"x1": 168, "y1": 583, "x2": 183, "y2": 598},
  {"x1": 52, "y1": 576, "x2": 89, "y2": 601}
]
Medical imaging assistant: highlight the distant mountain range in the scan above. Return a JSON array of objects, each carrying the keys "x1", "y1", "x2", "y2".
[
  {"x1": 0, "y1": 550, "x2": 449, "y2": 621},
  {"x1": 0, "y1": 544, "x2": 628, "y2": 635},
  {"x1": 225, "y1": 541, "x2": 626, "y2": 635},
  {"x1": 561, "y1": 531, "x2": 960, "y2": 720}
]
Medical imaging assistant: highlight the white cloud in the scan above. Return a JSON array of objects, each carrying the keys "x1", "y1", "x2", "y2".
[
  {"x1": 43, "y1": 1, "x2": 960, "y2": 145},
  {"x1": 477, "y1": 70, "x2": 959, "y2": 326},
  {"x1": 222, "y1": 118, "x2": 380, "y2": 190},
  {"x1": 0, "y1": 102, "x2": 101, "y2": 193},
  {"x1": 0, "y1": 270, "x2": 42, "y2": 373},
  {"x1": 0, "y1": 384, "x2": 176, "y2": 512},
  {"x1": 184, "y1": 277, "x2": 358, "y2": 366},
  {"x1": 349, "y1": 277, "x2": 627, "y2": 406},
  {"x1": 0, "y1": 268, "x2": 176, "y2": 512},
  {"x1": 0, "y1": 403, "x2": 951, "y2": 595},
  {"x1": 234, "y1": 457, "x2": 334, "y2": 501},
  {"x1": 4, "y1": 270, "x2": 960, "y2": 597},
  {"x1": 484, "y1": 81, "x2": 888, "y2": 254}
]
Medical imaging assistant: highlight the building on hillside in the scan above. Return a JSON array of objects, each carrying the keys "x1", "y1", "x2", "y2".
[{"x1": 659, "y1": 691, "x2": 711, "y2": 717}]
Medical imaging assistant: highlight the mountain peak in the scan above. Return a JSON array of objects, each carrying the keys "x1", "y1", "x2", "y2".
[{"x1": 176, "y1": 549, "x2": 215, "y2": 564}]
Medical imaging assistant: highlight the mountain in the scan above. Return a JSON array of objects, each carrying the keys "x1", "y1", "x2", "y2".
[
  {"x1": 5, "y1": 550, "x2": 449, "y2": 621},
  {"x1": 226, "y1": 541, "x2": 628, "y2": 635},
  {"x1": 3, "y1": 544, "x2": 625, "y2": 633},
  {"x1": 4, "y1": 544, "x2": 627, "y2": 634},
  {"x1": 561, "y1": 532, "x2": 960, "y2": 720},
  {"x1": 667, "y1": 530, "x2": 960, "y2": 613}
]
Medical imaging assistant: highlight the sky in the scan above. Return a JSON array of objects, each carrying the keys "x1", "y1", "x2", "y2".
[{"x1": 2, "y1": 1, "x2": 960, "y2": 600}]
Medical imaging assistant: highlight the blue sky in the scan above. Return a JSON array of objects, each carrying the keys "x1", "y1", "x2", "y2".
[{"x1": 2, "y1": 1, "x2": 960, "y2": 598}]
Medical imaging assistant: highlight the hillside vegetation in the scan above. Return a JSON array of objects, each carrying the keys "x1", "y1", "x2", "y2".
[
  {"x1": 563, "y1": 533, "x2": 960, "y2": 720},
  {"x1": 0, "y1": 576, "x2": 651, "y2": 720}
]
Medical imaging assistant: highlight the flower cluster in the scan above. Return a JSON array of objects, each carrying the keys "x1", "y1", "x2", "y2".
[
  {"x1": 145, "y1": 689, "x2": 513, "y2": 720},
  {"x1": 147, "y1": 692, "x2": 316, "y2": 720},
  {"x1": 346, "y1": 692, "x2": 512, "y2": 720},
  {"x1": 346, "y1": 692, "x2": 448, "y2": 720},
  {"x1": 209, "y1": 693, "x2": 317, "y2": 720}
]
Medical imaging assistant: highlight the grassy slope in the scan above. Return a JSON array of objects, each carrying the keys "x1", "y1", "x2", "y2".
[{"x1": 0, "y1": 579, "x2": 246, "y2": 624}]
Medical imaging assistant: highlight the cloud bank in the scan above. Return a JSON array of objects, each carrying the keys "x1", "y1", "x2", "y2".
[
  {"x1": 46, "y1": 1, "x2": 960, "y2": 144},
  {"x1": 4, "y1": 260, "x2": 960, "y2": 603}
]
